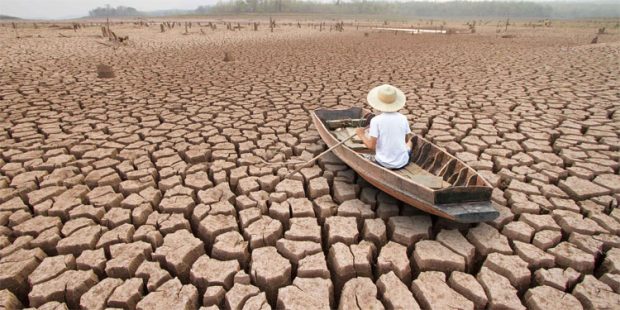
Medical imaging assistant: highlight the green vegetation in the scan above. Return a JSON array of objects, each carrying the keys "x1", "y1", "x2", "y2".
[
  {"x1": 0, "y1": 15, "x2": 20, "y2": 20},
  {"x1": 88, "y1": 5, "x2": 140, "y2": 17}
]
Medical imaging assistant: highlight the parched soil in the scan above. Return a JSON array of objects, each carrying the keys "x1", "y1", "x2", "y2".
[{"x1": 0, "y1": 19, "x2": 619, "y2": 309}]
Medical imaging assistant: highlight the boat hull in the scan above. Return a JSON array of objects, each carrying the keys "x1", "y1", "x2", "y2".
[{"x1": 312, "y1": 108, "x2": 499, "y2": 223}]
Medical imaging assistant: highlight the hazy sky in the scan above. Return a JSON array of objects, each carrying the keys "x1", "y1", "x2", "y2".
[{"x1": 0, "y1": 0, "x2": 211, "y2": 19}]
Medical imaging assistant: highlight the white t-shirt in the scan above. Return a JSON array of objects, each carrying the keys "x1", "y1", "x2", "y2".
[{"x1": 368, "y1": 112, "x2": 411, "y2": 169}]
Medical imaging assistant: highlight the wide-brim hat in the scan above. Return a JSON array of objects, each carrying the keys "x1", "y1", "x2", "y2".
[{"x1": 367, "y1": 84, "x2": 406, "y2": 112}]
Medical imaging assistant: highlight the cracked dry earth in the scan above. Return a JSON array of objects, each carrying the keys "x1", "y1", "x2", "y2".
[{"x1": 0, "y1": 20, "x2": 619, "y2": 310}]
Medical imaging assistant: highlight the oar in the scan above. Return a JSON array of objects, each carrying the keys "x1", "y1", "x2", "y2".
[{"x1": 283, "y1": 131, "x2": 358, "y2": 180}]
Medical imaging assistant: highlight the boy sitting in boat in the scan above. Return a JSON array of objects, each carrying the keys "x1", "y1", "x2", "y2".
[{"x1": 356, "y1": 84, "x2": 412, "y2": 169}]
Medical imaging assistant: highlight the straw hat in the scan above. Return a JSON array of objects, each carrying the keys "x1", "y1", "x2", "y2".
[{"x1": 367, "y1": 84, "x2": 406, "y2": 112}]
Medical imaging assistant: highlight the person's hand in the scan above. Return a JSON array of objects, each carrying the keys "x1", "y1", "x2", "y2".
[{"x1": 355, "y1": 127, "x2": 365, "y2": 139}]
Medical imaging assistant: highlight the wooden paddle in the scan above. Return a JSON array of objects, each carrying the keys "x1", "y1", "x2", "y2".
[{"x1": 283, "y1": 131, "x2": 358, "y2": 180}]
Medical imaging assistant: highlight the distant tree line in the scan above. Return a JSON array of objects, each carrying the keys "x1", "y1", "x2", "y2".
[
  {"x1": 89, "y1": 5, "x2": 141, "y2": 17},
  {"x1": 0, "y1": 15, "x2": 21, "y2": 20},
  {"x1": 205, "y1": 0, "x2": 620, "y2": 19},
  {"x1": 85, "y1": 1, "x2": 620, "y2": 19}
]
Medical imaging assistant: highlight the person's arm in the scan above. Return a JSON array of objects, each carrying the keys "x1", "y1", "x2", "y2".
[
  {"x1": 356, "y1": 128, "x2": 377, "y2": 150},
  {"x1": 404, "y1": 116, "x2": 412, "y2": 143}
]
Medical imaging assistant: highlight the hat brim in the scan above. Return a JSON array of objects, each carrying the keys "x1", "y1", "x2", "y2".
[{"x1": 367, "y1": 85, "x2": 406, "y2": 112}]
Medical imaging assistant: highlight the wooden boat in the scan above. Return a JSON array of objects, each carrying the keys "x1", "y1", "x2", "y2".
[{"x1": 312, "y1": 107, "x2": 499, "y2": 223}]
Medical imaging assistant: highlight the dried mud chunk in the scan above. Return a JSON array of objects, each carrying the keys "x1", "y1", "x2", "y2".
[
  {"x1": 185, "y1": 171, "x2": 213, "y2": 190},
  {"x1": 328, "y1": 241, "x2": 375, "y2": 292},
  {"x1": 0, "y1": 289, "x2": 23, "y2": 309},
  {"x1": 242, "y1": 292, "x2": 270, "y2": 310},
  {"x1": 153, "y1": 229, "x2": 205, "y2": 282},
  {"x1": 239, "y1": 208, "x2": 262, "y2": 229},
  {"x1": 275, "y1": 179, "x2": 305, "y2": 198},
  {"x1": 532, "y1": 229, "x2": 562, "y2": 250},
  {"x1": 387, "y1": 216, "x2": 431, "y2": 251},
  {"x1": 338, "y1": 277, "x2": 383, "y2": 310},
  {"x1": 107, "y1": 277, "x2": 143, "y2": 309},
  {"x1": 28, "y1": 254, "x2": 75, "y2": 286},
  {"x1": 362, "y1": 218, "x2": 387, "y2": 248},
  {"x1": 288, "y1": 197, "x2": 315, "y2": 217},
  {"x1": 69, "y1": 204, "x2": 105, "y2": 222},
  {"x1": 190, "y1": 255, "x2": 240, "y2": 292},
  {"x1": 76, "y1": 248, "x2": 106, "y2": 277},
  {"x1": 519, "y1": 213, "x2": 561, "y2": 232},
  {"x1": 448, "y1": 271, "x2": 488, "y2": 310},
  {"x1": 86, "y1": 186, "x2": 123, "y2": 210},
  {"x1": 96, "y1": 222, "x2": 134, "y2": 250},
  {"x1": 197, "y1": 183, "x2": 235, "y2": 205},
  {"x1": 376, "y1": 271, "x2": 419, "y2": 310},
  {"x1": 501, "y1": 221, "x2": 534, "y2": 243},
  {"x1": 477, "y1": 267, "x2": 525, "y2": 310},
  {"x1": 13, "y1": 215, "x2": 62, "y2": 237},
  {"x1": 411, "y1": 271, "x2": 474, "y2": 310},
  {"x1": 198, "y1": 214, "x2": 238, "y2": 245},
  {"x1": 285, "y1": 217, "x2": 321, "y2": 243},
  {"x1": 29, "y1": 269, "x2": 98, "y2": 309},
  {"x1": 482, "y1": 253, "x2": 531, "y2": 291},
  {"x1": 349, "y1": 241, "x2": 375, "y2": 278},
  {"x1": 312, "y1": 195, "x2": 338, "y2": 224},
  {"x1": 250, "y1": 246, "x2": 292, "y2": 305},
  {"x1": 80, "y1": 278, "x2": 124, "y2": 310},
  {"x1": 135, "y1": 260, "x2": 172, "y2": 292},
  {"x1": 533, "y1": 267, "x2": 580, "y2": 291},
  {"x1": 466, "y1": 222, "x2": 512, "y2": 257},
  {"x1": 203, "y1": 285, "x2": 225, "y2": 307},
  {"x1": 512, "y1": 240, "x2": 555, "y2": 269},
  {"x1": 324, "y1": 216, "x2": 358, "y2": 247},
  {"x1": 136, "y1": 278, "x2": 198, "y2": 310},
  {"x1": 559, "y1": 176, "x2": 611, "y2": 200},
  {"x1": 569, "y1": 232, "x2": 604, "y2": 256},
  {"x1": 275, "y1": 238, "x2": 321, "y2": 264},
  {"x1": 548, "y1": 242, "x2": 595, "y2": 273},
  {"x1": 257, "y1": 174, "x2": 279, "y2": 192},
  {"x1": 212, "y1": 231, "x2": 250, "y2": 267},
  {"x1": 332, "y1": 181, "x2": 358, "y2": 204},
  {"x1": 337, "y1": 199, "x2": 374, "y2": 225},
  {"x1": 297, "y1": 252, "x2": 330, "y2": 279},
  {"x1": 243, "y1": 216, "x2": 283, "y2": 249},
  {"x1": 572, "y1": 275, "x2": 620, "y2": 310},
  {"x1": 552, "y1": 209, "x2": 606, "y2": 235},
  {"x1": 106, "y1": 242, "x2": 152, "y2": 279},
  {"x1": 524, "y1": 285, "x2": 583, "y2": 310},
  {"x1": 277, "y1": 277, "x2": 333, "y2": 310},
  {"x1": 436, "y1": 229, "x2": 476, "y2": 270},
  {"x1": 57, "y1": 225, "x2": 105, "y2": 256},
  {"x1": 413, "y1": 240, "x2": 466, "y2": 274},
  {"x1": 600, "y1": 273, "x2": 620, "y2": 294},
  {"x1": 0, "y1": 248, "x2": 46, "y2": 299},
  {"x1": 28, "y1": 186, "x2": 66, "y2": 206},
  {"x1": 224, "y1": 283, "x2": 260, "y2": 310},
  {"x1": 134, "y1": 225, "x2": 163, "y2": 249},
  {"x1": 376, "y1": 241, "x2": 411, "y2": 284},
  {"x1": 601, "y1": 248, "x2": 620, "y2": 274},
  {"x1": 308, "y1": 177, "x2": 330, "y2": 199}
]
